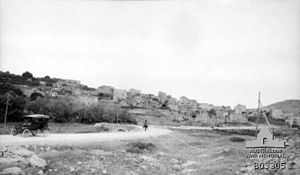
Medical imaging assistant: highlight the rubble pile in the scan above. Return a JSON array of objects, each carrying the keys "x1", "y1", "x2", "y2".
[{"x1": 0, "y1": 146, "x2": 47, "y2": 175}]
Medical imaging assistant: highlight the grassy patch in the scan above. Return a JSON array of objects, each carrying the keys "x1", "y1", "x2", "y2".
[{"x1": 126, "y1": 141, "x2": 156, "y2": 154}]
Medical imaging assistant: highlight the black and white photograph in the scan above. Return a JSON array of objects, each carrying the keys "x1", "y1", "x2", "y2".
[{"x1": 0, "y1": 0, "x2": 299, "y2": 174}]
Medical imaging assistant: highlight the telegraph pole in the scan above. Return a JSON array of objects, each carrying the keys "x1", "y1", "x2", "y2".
[
  {"x1": 255, "y1": 92, "x2": 272, "y2": 136},
  {"x1": 3, "y1": 92, "x2": 10, "y2": 131},
  {"x1": 255, "y1": 92, "x2": 261, "y2": 136}
]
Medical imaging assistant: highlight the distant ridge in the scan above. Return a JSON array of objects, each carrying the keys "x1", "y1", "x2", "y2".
[{"x1": 263, "y1": 99, "x2": 300, "y2": 116}]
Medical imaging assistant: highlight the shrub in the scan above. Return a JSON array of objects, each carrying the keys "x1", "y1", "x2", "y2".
[
  {"x1": 26, "y1": 97, "x2": 76, "y2": 123},
  {"x1": 95, "y1": 125, "x2": 110, "y2": 132},
  {"x1": 208, "y1": 109, "x2": 217, "y2": 118},
  {"x1": 30, "y1": 92, "x2": 44, "y2": 101},
  {"x1": 126, "y1": 142, "x2": 156, "y2": 154},
  {"x1": 230, "y1": 137, "x2": 246, "y2": 142},
  {"x1": 25, "y1": 96, "x2": 137, "y2": 124},
  {"x1": 75, "y1": 103, "x2": 137, "y2": 124}
]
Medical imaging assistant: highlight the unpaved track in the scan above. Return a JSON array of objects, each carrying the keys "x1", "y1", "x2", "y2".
[
  {"x1": 0, "y1": 125, "x2": 269, "y2": 146},
  {"x1": 0, "y1": 127, "x2": 172, "y2": 146},
  {"x1": 165, "y1": 125, "x2": 270, "y2": 130}
]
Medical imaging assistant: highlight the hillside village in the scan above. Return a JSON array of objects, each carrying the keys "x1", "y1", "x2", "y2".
[{"x1": 1, "y1": 71, "x2": 299, "y2": 127}]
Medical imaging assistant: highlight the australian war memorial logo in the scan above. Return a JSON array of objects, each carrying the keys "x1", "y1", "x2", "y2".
[{"x1": 245, "y1": 126, "x2": 287, "y2": 171}]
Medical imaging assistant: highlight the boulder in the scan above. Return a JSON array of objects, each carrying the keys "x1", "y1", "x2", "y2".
[
  {"x1": 182, "y1": 160, "x2": 197, "y2": 167},
  {"x1": 0, "y1": 167, "x2": 24, "y2": 175},
  {"x1": 29, "y1": 155, "x2": 47, "y2": 168},
  {"x1": 7, "y1": 146, "x2": 34, "y2": 157},
  {"x1": 0, "y1": 157, "x2": 26, "y2": 164},
  {"x1": 170, "y1": 158, "x2": 179, "y2": 164}
]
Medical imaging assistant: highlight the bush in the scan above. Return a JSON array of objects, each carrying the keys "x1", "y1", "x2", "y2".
[
  {"x1": 208, "y1": 109, "x2": 217, "y2": 118},
  {"x1": 26, "y1": 97, "x2": 76, "y2": 123},
  {"x1": 126, "y1": 142, "x2": 156, "y2": 154},
  {"x1": 21, "y1": 71, "x2": 33, "y2": 79},
  {"x1": 30, "y1": 92, "x2": 44, "y2": 101},
  {"x1": 75, "y1": 103, "x2": 137, "y2": 124},
  {"x1": 95, "y1": 125, "x2": 110, "y2": 132},
  {"x1": 230, "y1": 137, "x2": 245, "y2": 142},
  {"x1": 25, "y1": 96, "x2": 137, "y2": 124}
]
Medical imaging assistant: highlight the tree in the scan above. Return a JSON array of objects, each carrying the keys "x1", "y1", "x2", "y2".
[
  {"x1": 30, "y1": 92, "x2": 44, "y2": 101},
  {"x1": 0, "y1": 84, "x2": 26, "y2": 122},
  {"x1": 208, "y1": 109, "x2": 217, "y2": 118},
  {"x1": 22, "y1": 71, "x2": 33, "y2": 79}
]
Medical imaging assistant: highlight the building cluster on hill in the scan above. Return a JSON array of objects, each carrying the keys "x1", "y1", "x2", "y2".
[
  {"x1": 2, "y1": 70, "x2": 298, "y2": 126},
  {"x1": 96, "y1": 86, "x2": 252, "y2": 124}
]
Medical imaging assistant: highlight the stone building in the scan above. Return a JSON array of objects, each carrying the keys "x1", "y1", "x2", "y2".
[
  {"x1": 128, "y1": 89, "x2": 141, "y2": 96},
  {"x1": 234, "y1": 104, "x2": 247, "y2": 114},
  {"x1": 113, "y1": 89, "x2": 127, "y2": 102},
  {"x1": 158, "y1": 91, "x2": 168, "y2": 104},
  {"x1": 198, "y1": 103, "x2": 214, "y2": 110},
  {"x1": 97, "y1": 86, "x2": 114, "y2": 100},
  {"x1": 270, "y1": 109, "x2": 285, "y2": 119},
  {"x1": 229, "y1": 114, "x2": 248, "y2": 123}
]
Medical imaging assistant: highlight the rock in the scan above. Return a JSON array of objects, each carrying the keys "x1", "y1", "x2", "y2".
[
  {"x1": 0, "y1": 167, "x2": 24, "y2": 175},
  {"x1": 69, "y1": 166, "x2": 75, "y2": 172},
  {"x1": 182, "y1": 160, "x2": 197, "y2": 167},
  {"x1": 90, "y1": 150, "x2": 113, "y2": 156},
  {"x1": 38, "y1": 170, "x2": 44, "y2": 175},
  {"x1": 7, "y1": 146, "x2": 34, "y2": 157},
  {"x1": 140, "y1": 155, "x2": 157, "y2": 162},
  {"x1": 172, "y1": 164, "x2": 181, "y2": 171},
  {"x1": 182, "y1": 169, "x2": 197, "y2": 173},
  {"x1": 0, "y1": 157, "x2": 26, "y2": 164},
  {"x1": 170, "y1": 158, "x2": 179, "y2": 164},
  {"x1": 240, "y1": 167, "x2": 247, "y2": 172},
  {"x1": 140, "y1": 155, "x2": 159, "y2": 167},
  {"x1": 29, "y1": 155, "x2": 47, "y2": 168},
  {"x1": 102, "y1": 169, "x2": 107, "y2": 174}
]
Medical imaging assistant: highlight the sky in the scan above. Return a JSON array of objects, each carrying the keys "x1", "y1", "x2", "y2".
[{"x1": 0, "y1": 0, "x2": 299, "y2": 108}]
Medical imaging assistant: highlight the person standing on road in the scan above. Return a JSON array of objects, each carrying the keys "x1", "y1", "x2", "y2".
[{"x1": 143, "y1": 120, "x2": 148, "y2": 131}]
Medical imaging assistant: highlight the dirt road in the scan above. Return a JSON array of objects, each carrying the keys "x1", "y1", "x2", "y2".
[
  {"x1": 0, "y1": 127, "x2": 172, "y2": 146},
  {"x1": 162, "y1": 124, "x2": 276, "y2": 130},
  {"x1": 0, "y1": 125, "x2": 270, "y2": 146}
]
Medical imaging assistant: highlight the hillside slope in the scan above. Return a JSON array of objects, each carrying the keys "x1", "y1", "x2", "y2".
[{"x1": 264, "y1": 99, "x2": 300, "y2": 116}]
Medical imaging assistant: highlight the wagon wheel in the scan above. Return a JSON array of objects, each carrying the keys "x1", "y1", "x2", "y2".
[
  {"x1": 11, "y1": 128, "x2": 18, "y2": 136},
  {"x1": 22, "y1": 129, "x2": 31, "y2": 137}
]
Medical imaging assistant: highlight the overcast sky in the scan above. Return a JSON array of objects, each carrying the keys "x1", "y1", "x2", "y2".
[{"x1": 0, "y1": 0, "x2": 299, "y2": 108}]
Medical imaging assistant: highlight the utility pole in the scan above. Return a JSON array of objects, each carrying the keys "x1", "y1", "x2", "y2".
[
  {"x1": 255, "y1": 92, "x2": 261, "y2": 136},
  {"x1": 3, "y1": 92, "x2": 10, "y2": 131},
  {"x1": 255, "y1": 92, "x2": 272, "y2": 136}
]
